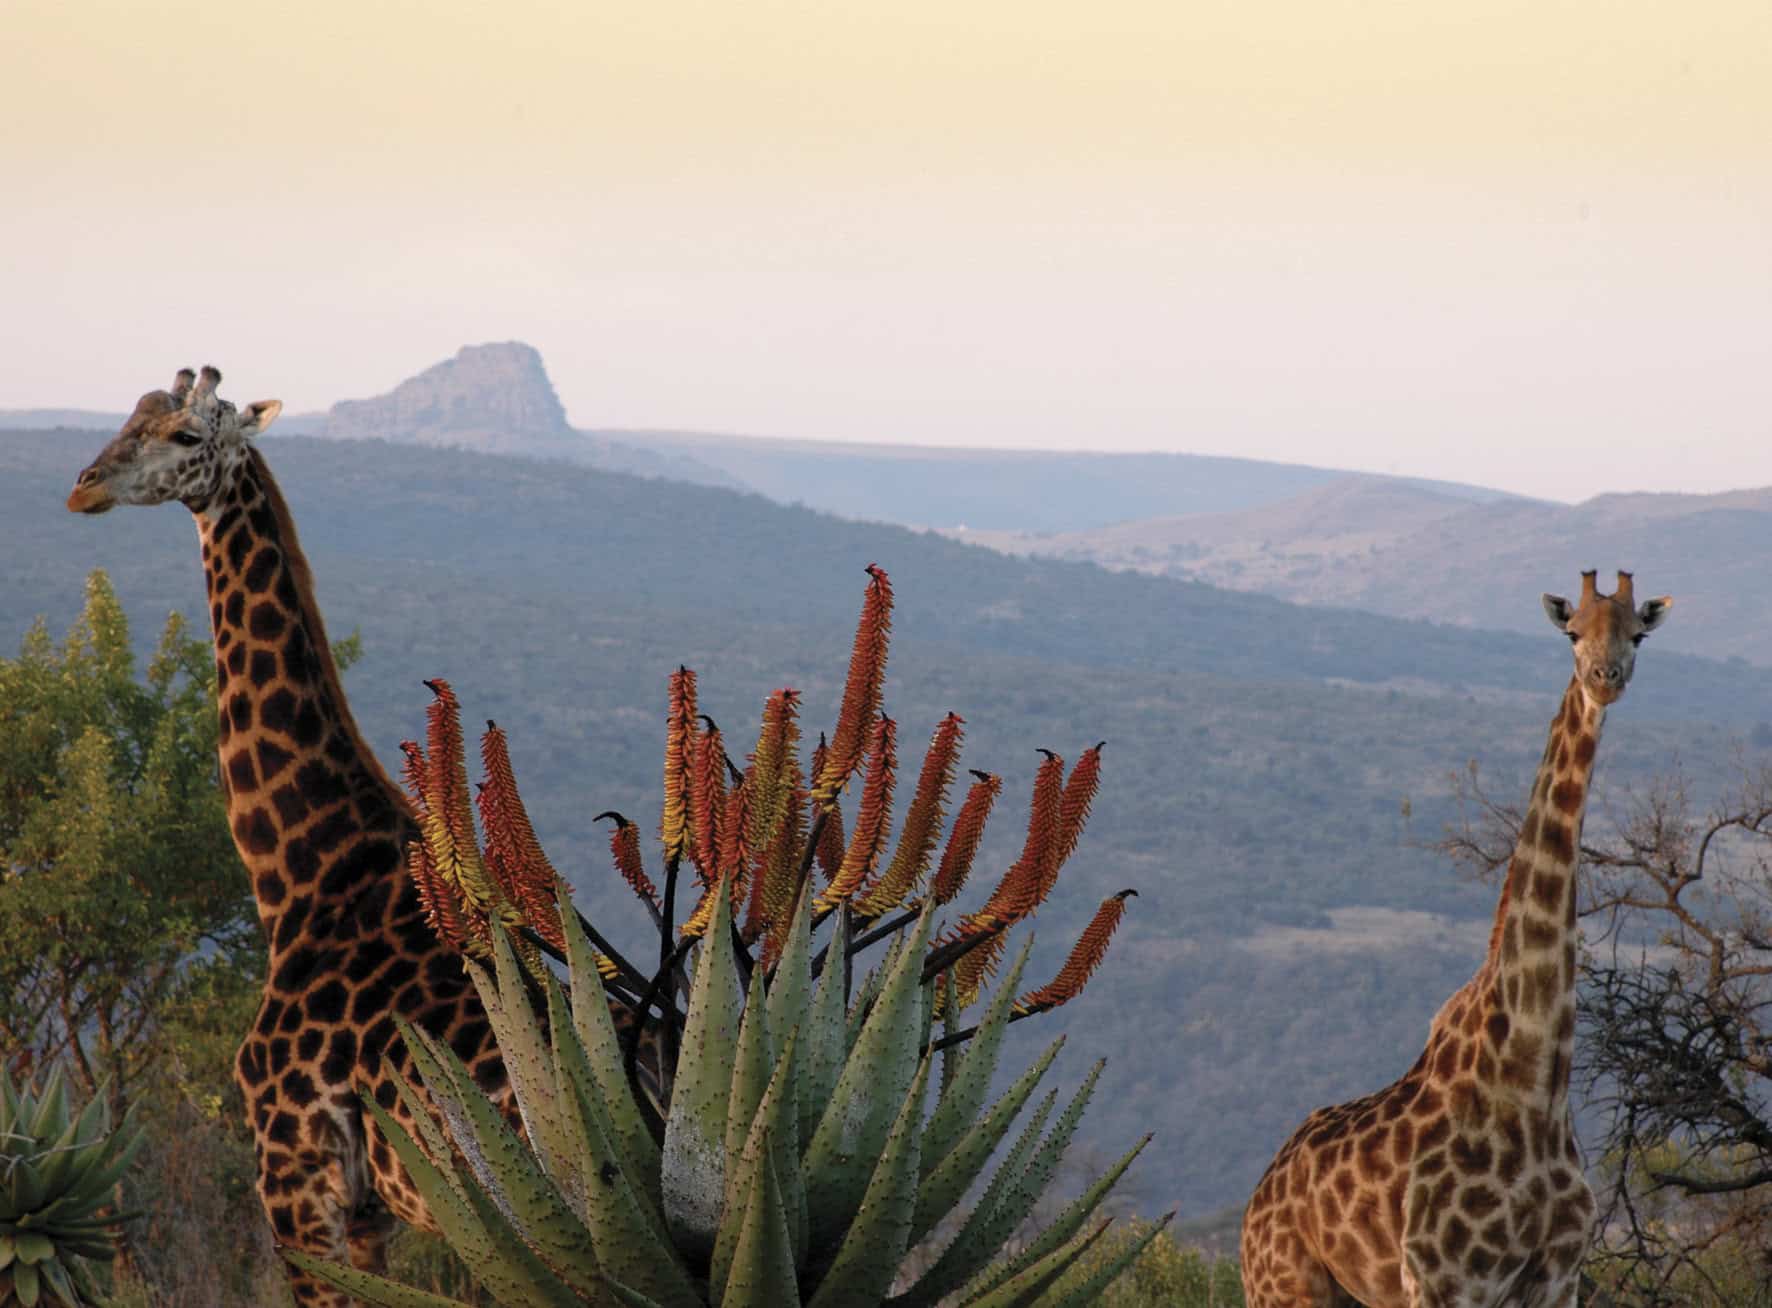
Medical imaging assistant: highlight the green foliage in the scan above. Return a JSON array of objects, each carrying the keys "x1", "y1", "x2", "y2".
[
  {"x1": 293, "y1": 886, "x2": 1146, "y2": 1306},
  {"x1": 0, "y1": 1065, "x2": 145, "y2": 1308},
  {"x1": 1043, "y1": 1219, "x2": 1244, "y2": 1307},
  {"x1": 0, "y1": 570, "x2": 250, "y2": 1104}
]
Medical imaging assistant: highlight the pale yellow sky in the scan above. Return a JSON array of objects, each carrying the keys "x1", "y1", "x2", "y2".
[{"x1": 5, "y1": 0, "x2": 1769, "y2": 500}]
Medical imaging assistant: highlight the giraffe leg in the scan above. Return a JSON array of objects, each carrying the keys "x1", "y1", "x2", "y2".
[
  {"x1": 249, "y1": 1121, "x2": 370, "y2": 1307},
  {"x1": 346, "y1": 1194, "x2": 398, "y2": 1272}
]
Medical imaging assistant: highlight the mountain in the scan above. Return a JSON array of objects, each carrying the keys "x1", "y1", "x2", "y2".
[
  {"x1": 7, "y1": 425, "x2": 1761, "y2": 1221},
  {"x1": 951, "y1": 476, "x2": 1772, "y2": 665},
  {"x1": 313, "y1": 342, "x2": 744, "y2": 488},
  {"x1": 600, "y1": 428, "x2": 1519, "y2": 533}
]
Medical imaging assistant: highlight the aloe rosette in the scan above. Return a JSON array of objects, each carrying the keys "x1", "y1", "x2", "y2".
[
  {"x1": 289, "y1": 878, "x2": 1152, "y2": 1307},
  {"x1": 1, "y1": 1067, "x2": 144, "y2": 1308}
]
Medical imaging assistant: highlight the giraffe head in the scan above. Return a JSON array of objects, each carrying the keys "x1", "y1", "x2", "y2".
[
  {"x1": 66, "y1": 366, "x2": 281, "y2": 515},
  {"x1": 1541, "y1": 570, "x2": 1671, "y2": 708}
]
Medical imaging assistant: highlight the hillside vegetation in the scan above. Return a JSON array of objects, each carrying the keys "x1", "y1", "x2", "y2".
[{"x1": 3, "y1": 427, "x2": 1758, "y2": 1219}]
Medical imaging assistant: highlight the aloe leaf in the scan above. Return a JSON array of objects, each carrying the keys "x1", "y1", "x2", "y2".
[
  {"x1": 283, "y1": 1250, "x2": 475, "y2": 1307},
  {"x1": 909, "y1": 1036, "x2": 1064, "y2": 1249},
  {"x1": 804, "y1": 1054, "x2": 931, "y2": 1308},
  {"x1": 396, "y1": 1019, "x2": 605, "y2": 1299},
  {"x1": 764, "y1": 886, "x2": 814, "y2": 1049},
  {"x1": 1033, "y1": 1213, "x2": 1175, "y2": 1308},
  {"x1": 356, "y1": 1090, "x2": 549, "y2": 1306},
  {"x1": 725, "y1": 961, "x2": 774, "y2": 1171},
  {"x1": 949, "y1": 1062, "x2": 1108, "y2": 1304},
  {"x1": 798, "y1": 912, "x2": 849, "y2": 1152},
  {"x1": 476, "y1": 928, "x2": 581, "y2": 1205},
  {"x1": 937, "y1": 971, "x2": 961, "y2": 1099},
  {"x1": 718, "y1": 1140, "x2": 800, "y2": 1308},
  {"x1": 921, "y1": 937, "x2": 1035, "y2": 1178},
  {"x1": 897, "y1": 1087, "x2": 1058, "y2": 1306},
  {"x1": 559, "y1": 882, "x2": 663, "y2": 1204},
  {"x1": 546, "y1": 972, "x2": 672, "y2": 1245},
  {"x1": 711, "y1": 1028, "x2": 806, "y2": 1297},
  {"x1": 661, "y1": 873, "x2": 743, "y2": 1261},
  {"x1": 954, "y1": 1218, "x2": 1112, "y2": 1308},
  {"x1": 388, "y1": 1072, "x2": 469, "y2": 1206},
  {"x1": 552, "y1": 1024, "x2": 702, "y2": 1308},
  {"x1": 964, "y1": 1134, "x2": 1153, "y2": 1303},
  {"x1": 802, "y1": 901, "x2": 935, "y2": 1250}
]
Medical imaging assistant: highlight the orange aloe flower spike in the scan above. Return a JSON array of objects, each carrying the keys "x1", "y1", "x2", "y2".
[
  {"x1": 1015, "y1": 890, "x2": 1137, "y2": 1015},
  {"x1": 687, "y1": 715, "x2": 728, "y2": 883},
  {"x1": 596, "y1": 812, "x2": 658, "y2": 904},
  {"x1": 973, "y1": 748, "x2": 1066, "y2": 929},
  {"x1": 420, "y1": 679, "x2": 494, "y2": 916},
  {"x1": 858, "y1": 712, "x2": 963, "y2": 917},
  {"x1": 477, "y1": 719, "x2": 566, "y2": 951},
  {"x1": 660, "y1": 666, "x2": 698, "y2": 865},
  {"x1": 745, "y1": 689, "x2": 801, "y2": 876},
  {"x1": 931, "y1": 770, "x2": 1001, "y2": 906},
  {"x1": 816, "y1": 714, "x2": 897, "y2": 911},
  {"x1": 812, "y1": 565, "x2": 892, "y2": 803}
]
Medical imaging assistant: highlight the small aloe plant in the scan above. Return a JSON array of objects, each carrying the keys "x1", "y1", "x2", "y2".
[
  {"x1": 0, "y1": 1067, "x2": 144, "y2": 1308},
  {"x1": 288, "y1": 564, "x2": 1161, "y2": 1305}
]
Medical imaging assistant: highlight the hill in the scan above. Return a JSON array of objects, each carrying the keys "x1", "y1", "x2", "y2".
[
  {"x1": 5, "y1": 427, "x2": 1758, "y2": 1219},
  {"x1": 602, "y1": 427, "x2": 1518, "y2": 533},
  {"x1": 953, "y1": 476, "x2": 1772, "y2": 666}
]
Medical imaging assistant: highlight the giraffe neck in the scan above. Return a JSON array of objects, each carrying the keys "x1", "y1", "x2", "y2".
[
  {"x1": 1483, "y1": 675, "x2": 1604, "y2": 1101},
  {"x1": 195, "y1": 447, "x2": 415, "y2": 946}
]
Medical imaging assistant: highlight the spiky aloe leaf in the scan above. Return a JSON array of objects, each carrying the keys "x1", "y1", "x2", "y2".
[
  {"x1": 557, "y1": 883, "x2": 663, "y2": 1205},
  {"x1": 764, "y1": 885, "x2": 814, "y2": 1049},
  {"x1": 717, "y1": 1141, "x2": 800, "y2": 1308},
  {"x1": 961, "y1": 1135, "x2": 1154, "y2": 1306},
  {"x1": 945, "y1": 1061, "x2": 1108, "y2": 1305},
  {"x1": 921, "y1": 937, "x2": 1036, "y2": 1176},
  {"x1": 709, "y1": 1025, "x2": 806, "y2": 1299},
  {"x1": 953, "y1": 1218, "x2": 1112, "y2": 1308},
  {"x1": 908, "y1": 1036, "x2": 1065, "y2": 1253},
  {"x1": 550, "y1": 1025, "x2": 702, "y2": 1308},
  {"x1": 804, "y1": 1055, "x2": 931, "y2": 1308},
  {"x1": 355, "y1": 1089, "x2": 567, "y2": 1307},
  {"x1": 395, "y1": 1019, "x2": 605, "y2": 1301},
  {"x1": 661, "y1": 868, "x2": 743, "y2": 1261},
  {"x1": 802, "y1": 901, "x2": 935, "y2": 1250},
  {"x1": 797, "y1": 908, "x2": 849, "y2": 1153},
  {"x1": 1034, "y1": 1213, "x2": 1176, "y2": 1308},
  {"x1": 725, "y1": 961, "x2": 775, "y2": 1172},
  {"x1": 283, "y1": 1251, "x2": 474, "y2": 1307},
  {"x1": 474, "y1": 928, "x2": 581, "y2": 1204},
  {"x1": 937, "y1": 971, "x2": 961, "y2": 1098}
]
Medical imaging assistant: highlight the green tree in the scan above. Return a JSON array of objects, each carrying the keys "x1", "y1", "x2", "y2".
[{"x1": 0, "y1": 570, "x2": 253, "y2": 1110}]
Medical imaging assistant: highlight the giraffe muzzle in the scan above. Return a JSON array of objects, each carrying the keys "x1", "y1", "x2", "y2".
[{"x1": 66, "y1": 472, "x2": 116, "y2": 515}]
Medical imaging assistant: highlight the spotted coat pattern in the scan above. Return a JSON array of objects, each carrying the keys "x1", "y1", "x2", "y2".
[{"x1": 1239, "y1": 575, "x2": 1669, "y2": 1308}]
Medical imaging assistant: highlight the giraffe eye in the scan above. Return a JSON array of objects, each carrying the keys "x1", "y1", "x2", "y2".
[
  {"x1": 170, "y1": 430, "x2": 201, "y2": 447},
  {"x1": 1566, "y1": 632, "x2": 1579, "y2": 644}
]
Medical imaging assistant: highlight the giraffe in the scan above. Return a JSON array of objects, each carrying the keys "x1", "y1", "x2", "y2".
[
  {"x1": 65, "y1": 367, "x2": 636, "y2": 1305},
  {"x1": 1239, "y1": 571, "x2": 1671, "y2": 1308}
]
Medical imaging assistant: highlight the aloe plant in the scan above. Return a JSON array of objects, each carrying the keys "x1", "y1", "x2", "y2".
[
  {"x1": 0, "y1": 1067, "x2": 144, "y2": 1308},
  {"x1": 288, "y1": 564, "x2": 1155, "y2": 1305},
  {"x1": 292, "y1": 880, "x2": 1149, "y2": 1307}
]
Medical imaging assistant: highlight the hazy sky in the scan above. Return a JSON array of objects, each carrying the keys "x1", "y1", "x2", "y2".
[{"x1": 6, "y1": 0, "x2": 1768, "y2": 501}]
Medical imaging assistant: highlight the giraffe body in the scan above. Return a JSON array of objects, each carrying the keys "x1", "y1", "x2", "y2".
[
  {"x1": 1240, "y1": 572, "x2": 1670, "y2": 1308},
  {"x1": 68, "y1": 370, "x2": 620, "y2": 1304}
]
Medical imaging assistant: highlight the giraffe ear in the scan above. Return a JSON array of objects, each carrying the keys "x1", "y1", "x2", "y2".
[
  {"x1": 1637, "y1": 596, "x2": 1672, "y2": 633},
  {"x1": 1542, "y1": 593, "x2": 1574, "y2": 631},
  {"x1": 240, "y1": 399, "x2": 282, "y2": 438}
]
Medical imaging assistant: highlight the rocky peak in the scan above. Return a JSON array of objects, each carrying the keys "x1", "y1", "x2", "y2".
[{"x1": 322, "y1": 342, "x2": 572, "y2": 449}]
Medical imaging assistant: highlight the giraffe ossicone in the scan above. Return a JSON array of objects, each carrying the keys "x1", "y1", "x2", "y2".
[
  {"x1": 68, "y1": 368, "x2": 651, "y2": 1307},
  {"x1": 1240, "y1": 571, "x2": 1669, "y2": 1308}
]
